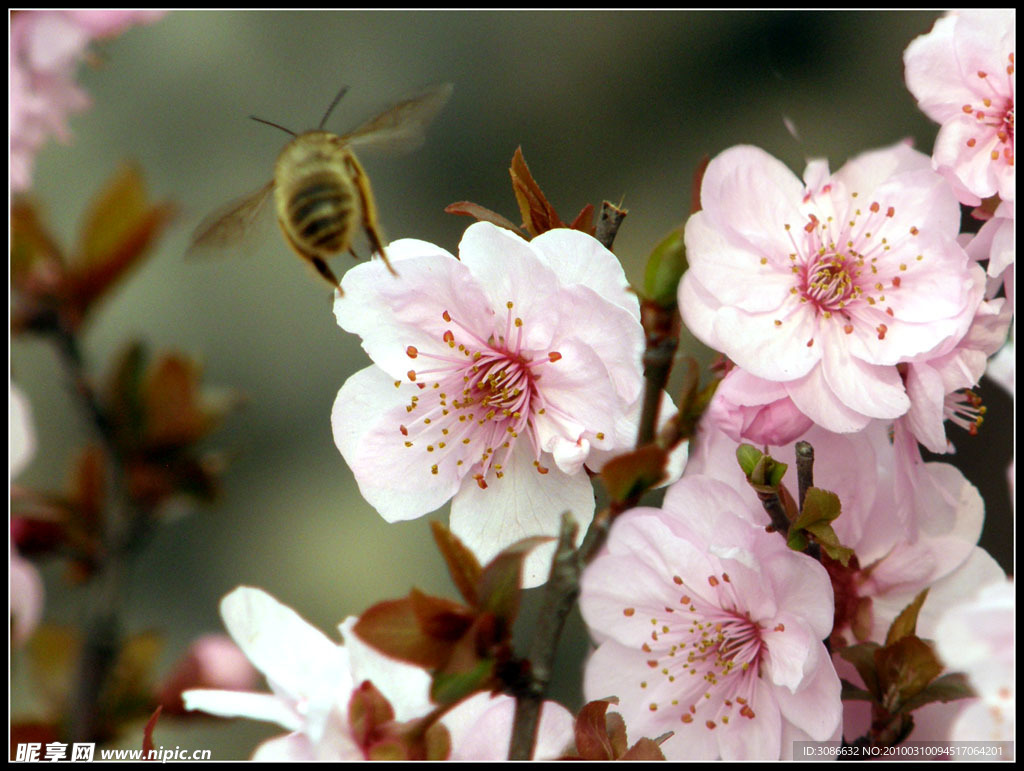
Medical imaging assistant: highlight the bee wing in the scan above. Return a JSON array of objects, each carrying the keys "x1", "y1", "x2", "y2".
[
  {"x1": 341, "y1": 82, "x2": 453, "y2": 155},
  {"x1": 185, "y1": 180, "x2": 275, "y2": 259}
]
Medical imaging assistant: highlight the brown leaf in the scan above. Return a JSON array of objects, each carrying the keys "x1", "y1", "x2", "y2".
[
  {"x1": 574, "y1": 699, "x2": 619, "y2": 760},
  {"x1": 690, "y1": 154, "x2": 710, "y2": 215},
  {"x1": 69, "y1": 163, "x2": 175, "y2": 315},
  {"x1": 600, "y1": 444, "x2": 669, "y2": 503},
  {"x1": 430, "y1": 521, "x2": 482, "y2": 607},
  {"x1": 621, "y1": 736, "x2": 668, "y2": 760},
  {"x1": 354, "y1": 593, "x2": 468, "y2": 669},
  {"x1": 510, "y1": 147, "x2": 565, "y2": 237},
  {"x1": 141, "y1": 355, "x2": 212, "y2": 449},
  {"x1": 567, "y1": 203, "x2": 597, "y2": 235},
  {"x1": 885, "y1": 589, "x2": 929, "y2": 646},
  {"x1": 476, "y1": 535, "x2": 552, "y2": 626},
  {"x1": 444, "y1": 201, "x2": 525, "y2": 236}
]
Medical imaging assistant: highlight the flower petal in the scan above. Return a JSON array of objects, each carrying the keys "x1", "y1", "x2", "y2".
[{"x1": 449, "y1": 440, "x2": 593, "y2": 588}]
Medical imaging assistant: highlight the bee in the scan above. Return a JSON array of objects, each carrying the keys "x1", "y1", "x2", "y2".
[{"x1": 187, "y1": 82, "x2": 453, "y2": 293}]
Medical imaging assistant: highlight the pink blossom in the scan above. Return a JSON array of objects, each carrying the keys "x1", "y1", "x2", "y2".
[
  {"x1": 679, "y1": 142, "x2": 981, "y2": 435},
  {"x1": 688, "y1": 421, "x2": 1004, "y2": 647},
  {"x1": 10, "y1": 10, "x2": 165, "y2": 191},
  {"x1": 579, "y1": 476, "x2": 841, "y2": 759},
  {"x1": 10, "y1": 383, "x2": 43, "y2": 646},
  {"x1": 443, "y1": 692, "x2": 573, "y2": 760},
  {"x1": 705, "y1": 367, "x2": 814, "y2": 446},
  {"x1": 934, "y1": 579, "x2": 1015, "y2": 748},
  {"x1": 332, "y1": 222, "x2": 646, "y2": 586},
  {"x1": 156, "y1": 634, "x2": 260, "y2": 715},
  {"x1": 901, "y1": 295, "x2": 1011, "y2": 453},
  {"x1": 904, "y1": 10, "x2": 1015, "y2": 205}
]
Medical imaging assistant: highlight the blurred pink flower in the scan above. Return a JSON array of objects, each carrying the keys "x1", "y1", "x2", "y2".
[
  {"x1": 10, "y1": 383, "x2": 43, "y2": 647},
  {"x1": 579, "y1": 476, "x2": 841, "y2": 760},
  {"x1": 904, "y1": 10, "x2": 1015, "y2": 205},
  {"x1": 333, "y1": 222, "x2": 645, "y2": 586},
  {"x1": 156, "y1": 634, "x2": 260, "y2": 715},
  {"x1": 934, "y1": 578, "x2": 1015, "y2": 748},
  {"x1": 679, "y1": 143, "x2": 980, "y2": 435},
  {"x1": 10, "y1": 10, "x2": 165, "y2": 191},
  {"x1": 443, "y1": 692, "x2": 573, "y2": 760}
]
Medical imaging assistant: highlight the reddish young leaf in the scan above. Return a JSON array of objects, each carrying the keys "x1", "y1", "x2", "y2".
[
  {"x1": 567, "y1": 203, "x2": 597, "y2": 235},
  {"x1": 69, "y1": 163, "x2": 175, "y2": 315},
  {"x1": 142, "y1": 706, "x2": 162, "y2": 759},
  {"x1": 476, "y1": 535, "x2": 553, "y2": 626},
  {"x1": 348, "y1": 680, "x2": 396, "y2": 749},
  {"x1": 599, "y1": 444, "x2": 669, "y2": 504},
  {"x1": 443, "y1": 201, "x2": 524, "y2": 236},
  {"x1": 509, "y1": 147, "x2": 565, "y2": 237},
  {"x1": 354, "y1": 593, "x2": 467, "y2": 669},
  {"x1": 690, "y1": 154, "x2": 710, "y2": 214},
  {"x1": 430, "y1": 521, "x2": 482, "y2": 607},
  {"x1": 621, "y1": 737, "x2": 668, "y2": 760},
  {"x1": 573, "y1": 699, "x2": 620, "y2": 760}
]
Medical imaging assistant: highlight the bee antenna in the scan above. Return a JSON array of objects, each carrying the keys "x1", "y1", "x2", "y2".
[
  {"x1": 318, "y1": 85, "x2": 350, "y2": 129},
  {"x1": 249, "y1": 115, "x2": 298, "y2": 137}
]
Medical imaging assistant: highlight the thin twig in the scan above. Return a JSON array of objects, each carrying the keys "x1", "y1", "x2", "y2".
[{"x1": 508, "y1": 513, "x2": 580, "y2": 759}]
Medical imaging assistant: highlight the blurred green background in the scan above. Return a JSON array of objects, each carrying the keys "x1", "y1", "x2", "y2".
[{"x1": 11, "y1": 10, "x2": 1013, "y2": 758}]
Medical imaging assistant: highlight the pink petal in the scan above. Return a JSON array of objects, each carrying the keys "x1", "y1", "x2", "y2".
[
  {"x1": 783, "y1": 365, "x2": 873, "y2": 433},
  {"x1": 772, "y1": 643, "x2": 842, "y2": 741},
  {"x1": 332, "y1": 366, "x2": 464, "y2": 522},
  {"x1": 334, "y1": 247, "x2": 493, "y2": 382}
]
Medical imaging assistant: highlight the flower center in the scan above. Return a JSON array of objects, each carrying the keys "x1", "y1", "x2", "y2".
[
  {"x1": 963, "y1": 53, "x2": 1015, "y2": 166},
  {"x1": 778, "y1": 194, "x2": 915, "y2": 343},
  {"x1": 399, "y1": 302, "x2": 565, "y2": 488},
  {"x1": 626, "y1": 570, "x2": 767, "y2": 730}
]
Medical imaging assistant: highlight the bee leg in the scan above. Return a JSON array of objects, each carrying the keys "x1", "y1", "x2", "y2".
[
  {"x1": 311, "y1": 256, "x2": 344, "y2": 295},
  {"x1": 346, "y1": 153, "x2": 398, "y2": 277},
  {"x1": 348, "y1": 247, "x2": 361, "y2": 262}
]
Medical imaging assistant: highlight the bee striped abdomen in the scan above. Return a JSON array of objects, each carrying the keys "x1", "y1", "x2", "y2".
[{"x1": 285, "y1": 173, "x2": 356, "y2": 253}]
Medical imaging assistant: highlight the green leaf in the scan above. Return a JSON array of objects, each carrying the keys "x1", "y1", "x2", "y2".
[
  {"x1": 885, "y1": 589, "x2": 930, "y2": 646},
  {"x1": 899, "y1": 672, "x2": 975, "y2": 714},
  {"x1": 792, "y1": 487, "x2": 842, "y2": 527},
  {"x1": 788, "y1": 487, "x2": 853, "y2": 565},
  {"x1": 643, "y1": 227, "x2": 687, "y2": 308},
  {"x1": 430, "y1": 521, "x2": 481, "y2": 607},
  {"x1": 430, "y1": 657, "x2": 494, "y2": 705},
  {"x1": 736, "y1": 444, "x2": 763, "y2": 476}
]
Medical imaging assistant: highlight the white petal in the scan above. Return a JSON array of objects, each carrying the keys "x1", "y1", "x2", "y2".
[
  {"x1": 449, "y1": 441, "x2": 593, "y2": 588},
  {"x1": 218, "y1": 587, "x2": 350, "y2": 705},
  {"x1": 529, "y1": 227, "x2": 640, "y2": 321},
  {"x1": 182, "y1": 689, "x2": 302, "y2": 731}
]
